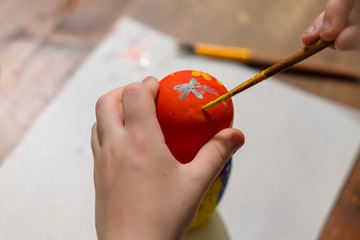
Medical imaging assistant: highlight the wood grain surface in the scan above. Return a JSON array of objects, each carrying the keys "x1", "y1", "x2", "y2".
[
  {"x1": 0, "y1": 0, "x2": 133, "y2": 162},
  {"x1": 1, "y1": 0, "x2": 359, "y2": 239}
]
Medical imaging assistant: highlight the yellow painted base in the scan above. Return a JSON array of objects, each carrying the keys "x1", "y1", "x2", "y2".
[{"x1": 189, "y1": 177, "x2": 223, "y2": 230}]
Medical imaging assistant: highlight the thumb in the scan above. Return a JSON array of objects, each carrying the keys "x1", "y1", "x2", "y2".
[{"x1": 188, "y1": 128, "x2": 245, "y2": 187}]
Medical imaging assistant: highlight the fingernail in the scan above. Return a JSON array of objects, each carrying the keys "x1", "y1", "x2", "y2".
[
  {"x1": 321, "y1": 19, "x2": 330, "y2": 32},
  {"x1": 305, "y1": 25, "x2": 314, "y2": 34}
]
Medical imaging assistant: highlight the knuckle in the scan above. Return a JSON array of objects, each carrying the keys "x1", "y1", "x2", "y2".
[
  {"x1": 95, "y1": 94, "x2": 108, "y2": 111},
  {"x1": 123, "y1": 82, "x2": 145, "y2": 96},
  {"x1": 213, "y1": 141, "x2": 229, "y2": 165},
  {"x1": 129, "y1": 130, "x2": 147, "y2": 150},
  {"x1": 143, "y1": 76, "x2": 156, "y2": 83}
]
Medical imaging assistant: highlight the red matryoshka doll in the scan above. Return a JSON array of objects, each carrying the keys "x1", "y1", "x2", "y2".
[{"x1": 156, "y1": 70, "x2": 234, "y2": 229}]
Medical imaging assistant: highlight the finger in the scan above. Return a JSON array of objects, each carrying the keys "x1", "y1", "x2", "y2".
[
  {"x1": 348, "y1": 0, "x2": 360, "y2": 25},
  {"x1": 95, "y1": 87, "x2": 124, "y2": 141},
  {"x1": 320, "y1": 0, "x2": 355, "y2": 41},
  {"x1": 122, "y1": 76, "x2": 160, "y2": 129},
  {"x1": 302, "y1": 12, "x2": 324, "y2": 46},
  {"x1": 142, "y1": 75, "x2": 159, "y2": 88},
  {"x1": 186, "y1": 128, "x2": 245, "y2": 187},
  {"x1": 335, "y1": 25, "x2": 360, "y2": 50},
  {"x1": 91, "y1": 122, "x2": 101, "y2": 159}
]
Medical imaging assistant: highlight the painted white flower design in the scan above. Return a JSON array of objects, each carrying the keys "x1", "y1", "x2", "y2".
[{"x1": 174, "y1": 78, "x2": 218, "y2": 100}]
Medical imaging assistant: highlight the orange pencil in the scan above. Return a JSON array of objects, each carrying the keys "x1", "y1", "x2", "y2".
[{"x1": 180, "y1": 41, "x2": 360, "y2": 79}]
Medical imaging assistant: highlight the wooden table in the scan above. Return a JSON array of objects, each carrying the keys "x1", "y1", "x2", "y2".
[{"x1": 1, "y1": 0, "x2": 359, "y2": 239}]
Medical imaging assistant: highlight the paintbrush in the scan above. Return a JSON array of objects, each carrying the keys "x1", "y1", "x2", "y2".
[{"x1": 201, "y1": 39, "x2": 333, "y2": 110}]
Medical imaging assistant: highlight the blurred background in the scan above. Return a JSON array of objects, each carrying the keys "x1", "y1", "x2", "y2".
[{"x1": 0, "y1": 0, "x2": 359, "y2": 239}]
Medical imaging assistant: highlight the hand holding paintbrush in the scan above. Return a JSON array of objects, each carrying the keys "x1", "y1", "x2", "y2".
[{"x1": 202, "y1": 0, "x2": 360, "y2": 109}]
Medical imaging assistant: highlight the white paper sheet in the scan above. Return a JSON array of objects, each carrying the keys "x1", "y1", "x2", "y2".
[{"x1": 0, "y1": 17, "x2": 359, "y2": 240}]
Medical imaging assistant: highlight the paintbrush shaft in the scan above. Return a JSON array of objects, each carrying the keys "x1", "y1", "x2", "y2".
[{"x1": 201, "y1": 39, "x2": 333, "y2": 110}]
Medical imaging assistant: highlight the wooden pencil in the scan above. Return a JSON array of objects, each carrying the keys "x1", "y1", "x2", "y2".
[{"x1": 179, "y1": 41, "x2": 360, "y2": 79}]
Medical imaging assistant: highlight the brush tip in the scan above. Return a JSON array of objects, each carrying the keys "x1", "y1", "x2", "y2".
[{"x1": 201, "y1": 101, "x2": 217, "y2": 110}]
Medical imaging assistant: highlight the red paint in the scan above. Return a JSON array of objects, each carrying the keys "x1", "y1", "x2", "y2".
[{"x1": 156, "y1": 70, "x2": 233, "y2": 163}]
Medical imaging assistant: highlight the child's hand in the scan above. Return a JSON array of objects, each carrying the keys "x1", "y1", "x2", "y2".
[
  {"x1": 302, "y1": 0, "x2": 360, "y2": 50},
  {"x1": 91, "y1": 76, "x2": 244, "y2": 240}
]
